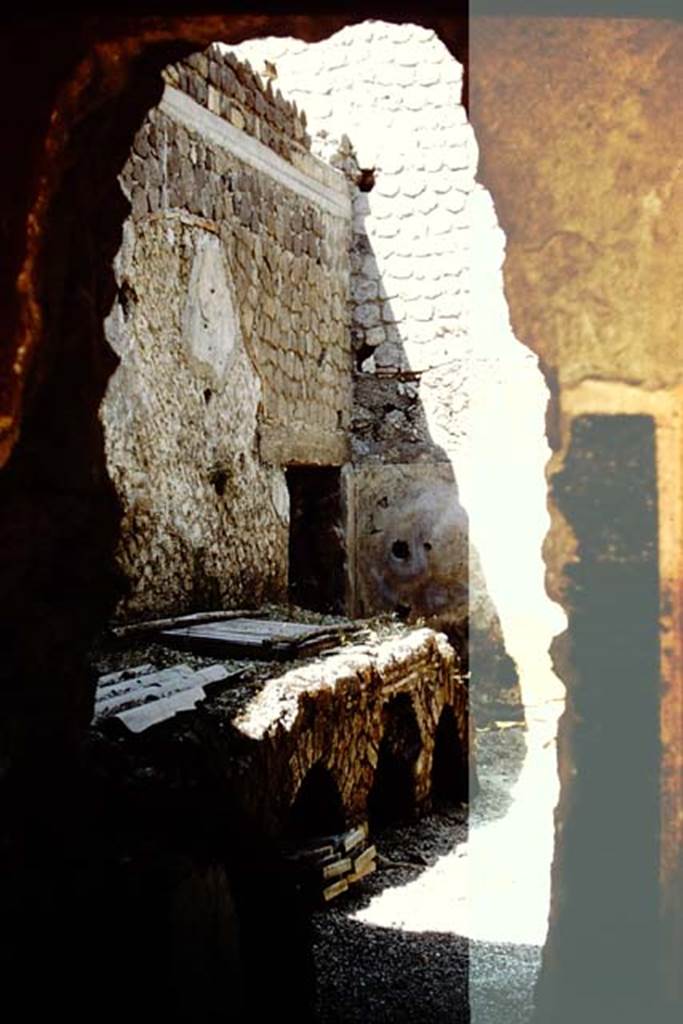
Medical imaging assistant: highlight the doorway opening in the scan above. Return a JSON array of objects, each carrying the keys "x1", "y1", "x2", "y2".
[{"x1": 286, "y1": 465, "x2": 345, "y2": 614}]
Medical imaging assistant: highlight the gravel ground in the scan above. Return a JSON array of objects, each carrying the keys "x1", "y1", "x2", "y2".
[
  {"x1": 310, "y1": 801, "x2": 469, "y2": 1023},
  {"x1": 311, "y1": 716, "x2": 561, "y2": 1023}
]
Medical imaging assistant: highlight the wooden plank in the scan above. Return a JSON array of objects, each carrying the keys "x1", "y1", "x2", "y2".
[
  {"x1": 157, "y1": 618, "x2": 345, "y2": 661},
  {"x1": 322, "y1": 877, "x2": 348, "y2": 902},
  {"x1": 353, "y1": 845, "x2": 377, "y2": 875},
  {"x1": 342, "y1": 823, "x2": 369, "y2": 854},
  {"x1": 162, "y1": 619, "x2": 341, "y2": 642},
  {"x1": 158, "y1": 630, "x2": 295, "y2": 655},
  {"x1": 321, "y1": 857, "x2": 352, "y2": 881},
  {"x1": 348, "y1": 860, "x2": 377, "y2": 885},
  {"x1": 110, "y1": 609, "x2": 258, "y2": 640}
]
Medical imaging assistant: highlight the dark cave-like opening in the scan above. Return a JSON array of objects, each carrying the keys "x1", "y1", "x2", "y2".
[
  {"x1": 287, "y1": 761, "x2": 347, "y2": 840},
  {"x1": 368, "y1": 694, "x2": 422, "y2": 829},
  {"x1": 431, "y1": 704, "x2": 468, "y2": 807}
]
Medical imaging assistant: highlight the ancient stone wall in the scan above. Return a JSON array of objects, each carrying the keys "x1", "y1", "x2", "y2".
[
  {"x1": 232, "y1": 23, "x2": 527, "y2": 718},
  {"x1": 101, "y1": 45, "x2": 352, "y2": 620},
  {"x1": 232, "y1": 25, "x2": 472, "y2": 604}
]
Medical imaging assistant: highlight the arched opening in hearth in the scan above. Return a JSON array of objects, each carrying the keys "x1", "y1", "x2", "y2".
[
  {"x1": 287, "y1": 761, "x2": 346, "y2": 840},
  {"x1": 431, "y1": 704, "x2": 468, "y2": 806},
  {"x1": 367, "y1": 693, "x2": 422, "y2": 829}
]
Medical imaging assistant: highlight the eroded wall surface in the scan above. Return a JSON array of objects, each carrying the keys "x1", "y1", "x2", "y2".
[
  {"x1": 471, "y1": 17, "x2": 683, "y2": 1021},
  {"x1": 101, "y1": 47, "x2": 352, "y2": 618}
]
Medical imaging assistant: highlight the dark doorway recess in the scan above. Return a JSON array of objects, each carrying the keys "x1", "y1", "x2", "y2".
[
  {"x1": 368, "y1": 694, "x2": 422, "y2": 829},
  {"x1": 431, "y1": 704, "x2": 468, "y2": 806},
  {"x1": 543, "y1": 413, "x2": 662, "y2": 1020},
  {"x1": 286, "y1": 465, "x2": 345, "y2": 614},
  {"x1": 287, "y1": 762, "x2": 346, "y2": 840}
]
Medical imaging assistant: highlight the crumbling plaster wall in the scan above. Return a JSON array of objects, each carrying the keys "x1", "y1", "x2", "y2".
[
  {"x1": 470, "y1": 17, "x2": 683, "y2": 1022},
  {"x1": 101, "y1": 46, "x2": 353, "y2": 619}
]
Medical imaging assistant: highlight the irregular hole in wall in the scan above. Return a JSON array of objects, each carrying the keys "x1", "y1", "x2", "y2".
[
  {"x1": 210, "y1": 468, "x2": 229, "y2": 497},
  {"x1": 287, "y1": 761, "x2": 346, "y2": 840},
  {"x1": 391, "y1": 539, "x2": 410, "y2": 560},
  {"x1": 368, "y1": 694, "x2": 422, "y2": 830}
]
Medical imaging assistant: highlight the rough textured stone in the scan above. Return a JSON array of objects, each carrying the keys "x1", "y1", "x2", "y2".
[{"x1": 103, "y1": 69, "x2": 352, "y2": 619}]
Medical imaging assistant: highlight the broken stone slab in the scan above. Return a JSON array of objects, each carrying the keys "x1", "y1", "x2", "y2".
[
  {"x1": 96, "y1": 677, "x2": 198, "y2": 717},
  {"x1": 96, "y1": 663, "x2": 156, "y2": 691},
  {"x1": 96, "y1": 663, "x2": 196, "y2": 705},
  {"x1": 94, "y1": 664, "x2": 241, "y2": 727},
  {"x1": 95, "y1": 664, "x2": 232, "y2": 714},
  {"x1": 113, "y1": 686, "x2": 208, "y2": 734}
]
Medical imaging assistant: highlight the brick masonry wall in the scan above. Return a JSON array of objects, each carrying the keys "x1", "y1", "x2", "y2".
[
  {"x1": 101, "y1": 46, "x2": 352, "y2": 620},
  {"x1": 230, "y1": 627, "x2": 468, "y2": 834},
  {"x1": 231, "y1": 23, "x2": 473, "y2": 462},
  {"x1": 164, "y1": 44, "x2": 313, "y2": 166}
]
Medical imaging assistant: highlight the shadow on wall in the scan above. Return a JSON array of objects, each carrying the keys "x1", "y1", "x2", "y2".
[{"x1": 342, "y1": 147, "x2": 521, "y2": 725}]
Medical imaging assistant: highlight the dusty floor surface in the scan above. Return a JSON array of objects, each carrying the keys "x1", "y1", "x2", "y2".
[{"x1": 311, "y1": 708, "x2": 561, "y2": 1023}]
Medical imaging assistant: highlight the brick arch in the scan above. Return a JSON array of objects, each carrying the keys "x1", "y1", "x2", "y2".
[{"x1": 287, "y1": 759, "x2": 346, "y2": 839}]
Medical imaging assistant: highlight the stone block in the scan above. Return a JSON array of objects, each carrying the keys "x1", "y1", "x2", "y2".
[
  {"x1": 230, "y1": 106, "x2": 246, "y2": 131},
  {"x1": 131, "y1": 186, "x2": 148, "y2": 219}
]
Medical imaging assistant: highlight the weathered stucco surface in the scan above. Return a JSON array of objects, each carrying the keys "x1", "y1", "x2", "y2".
[
  {"x1": 471, "y1": 17, "x2": 683, "y2": 1021},
  {"x1": 472, "y1": 17, "x2": 682, "y2": 393},
  {"x1": 101, "y1": 47, "x2": 352, "y2": 618}
]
